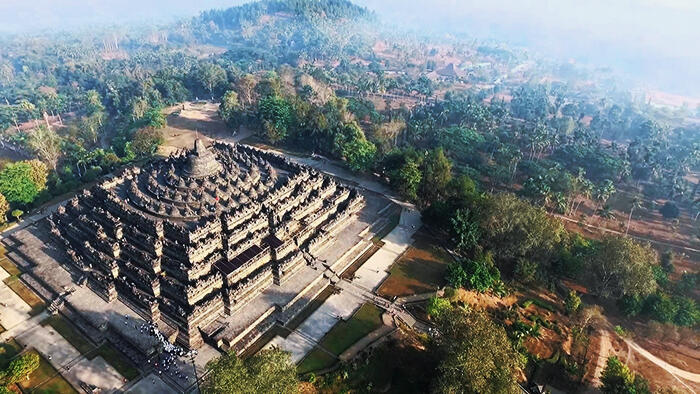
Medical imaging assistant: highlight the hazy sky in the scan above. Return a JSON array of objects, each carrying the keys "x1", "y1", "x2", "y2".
[{"x1": 0, "y1": 0, "x2": 698, "y2": 95}]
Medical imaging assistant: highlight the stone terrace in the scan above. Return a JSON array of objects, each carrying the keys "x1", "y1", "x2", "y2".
[{"x1": 4, "y1": 139, "x2": 387, "y2": 363}]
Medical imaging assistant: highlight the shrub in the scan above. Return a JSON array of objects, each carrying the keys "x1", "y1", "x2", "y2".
[
  {"x1": 659, "y1": 201, "x2": 680, "y2": 219},
  {"x1": 515, "y1": 258, "x2": 538, "y2": 283},
  {"x1": 426, "y1": 296, "x2": 452, "y2": 319},
  {"x1": 565, "y1": 290, "x2": 582, "y2": 315}
]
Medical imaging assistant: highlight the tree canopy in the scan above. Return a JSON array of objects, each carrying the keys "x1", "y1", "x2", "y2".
[
  {"x1": 431, "y1": 307, "x2": 523, "y2": 394},
  {"x1": 202, "y1": 348, "x2": 298, "y2": 394}
]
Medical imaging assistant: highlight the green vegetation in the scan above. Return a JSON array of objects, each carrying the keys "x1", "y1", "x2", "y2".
[
  {"x1": 298, "y1": 303, "x2": 383, "y2": 373},
  {"x1": 565, "y1": 290, "x2": 582, "y2": 315},
  {"x1": 203, "y1": 348, "x2": 299, "y2": 394},
  {"x1": 318, "y1": 303, "x2": 383, "y2": 355},
  {"x1": 89, "y1": 343, "x2": 139, "y2": 381},
  {"x1": 600, "y1": 356, "x2": 650, "y2": 394},
  {"x1": 432, "y1": 306, "x2": 523, "y2": 394},
  {"x1": 15, "y1": 350, "x2": 76, "y2": 394},
  {"x1": 446, "y1": 252, "x2": 503, "y2": 294},
  {"x1": 426, "y1": 296, "x2": 451, "y2": 319},
  {"x1": 0, "y1": 340, "x2": 21, "y2": 370},
  {"x1": 0, "y1": 161, "x2": 47, "y2": 206},
  {"x1": 0, "y1": 352, "x2": 39, "y2": 388},
  {"x1": 296, "y1": 347, "x2": 337, "y2": 376},
  {"x1": 41, "y1": 316, "x2": 94, "y2": 355},
  {"x1": 0, "y1": 0, "x2": 697, "y2": 392},
  {"x1": 3, "y1": 276, "x2": 45, "y2": 316},
  {"x1": 377, "y1": 233, "x2": 451, "y2": 297}
]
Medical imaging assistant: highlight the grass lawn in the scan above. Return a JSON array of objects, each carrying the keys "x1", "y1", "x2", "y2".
[
  {"x1": 297, "y1": 303, "x2": 384, "y2": 374},
  {"x1": 89, "y1": 343, "x2": 139, "y2": 381},
  {"x1": 285, "y1": 286, "x2": 335, "y2": 332},
  {"x1": 41, "y1": 315, "x2": 94, "y2": 355},
  {"x1": 297, "y1": 347, "x2": 338, "y2": 375},
  {"x1": 0, "y1": 339, "x2": 22, "y2": 369},
  {"x1": 377, "y1": 233, "x2": 453, "y2": 298},
  {"x1": 3, "y1": 276, "x2": 45, "y2": 316},
  {"x1": 372, "y1": 210, "x2": 401, "y2": 242},
  {"x1": 0, "y1": 257, "x2": 21, "y2": 277},
  {"x1": 319, "y1": 304, "x2": 383, "y2": 355},
  {"x1": 17, "y1": 349, "x2": 77, "y2": 394},
  {"x1": 340, "y1": 242, "x2": 382, "y2": 280}
]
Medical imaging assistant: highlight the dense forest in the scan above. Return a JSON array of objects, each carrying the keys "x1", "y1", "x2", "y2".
[{"x1": 0, "y1": 0, "x2": 697, "y2": 392}]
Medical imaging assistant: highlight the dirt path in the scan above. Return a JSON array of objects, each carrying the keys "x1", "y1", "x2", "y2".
[
  {"x1": 590, "y1": 329, "x2": 612, "y2": 387},
  {"x1": 554, "y1": 213, "x2": 700, "y2": 255},
  {"x1": 625, "y1": 339, "x2": 700, "y2": 388}
]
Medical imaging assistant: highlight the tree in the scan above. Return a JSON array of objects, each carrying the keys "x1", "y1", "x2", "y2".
[
  {"x1": 625, "y1": 195, "x2": 642, "y2": 236},
  {"x1": 660, "y1": 250, "x2": 675, "y2": 274},
  {"x1": 0, "y1": 193, "x2": 8, "y2": 224},
  {"x1": 237, "y1": 74, "x2": 258, "y2": 109},
  {"x1": 516, "y1": 253, "x2": 544, "y2": 280},
  {"x1": 27, "y1": 125, "x2": 61, "y2": 170},
  {"x1": 594, "y1": 179, "x2": 617, "y2": 214},
  {"x1": 194, "y1": 63, "x2": 227, "y2": 98},
  {"x1": 258, "y1": 95, "x2": 292, "y2": 144},
  {"x1": 447, "y1": 253, "x2": 501, "y2": 293},
  {"x1": 450, "y1": 209, "x2": 480, "y2": 255},
  {"x1": 202, "y1": 348, "x2": 298, "y2": 394},
  {"x1": 130, "y1": 127, "x2": 164, "y2": 158},
  {"x1": 11, "y1": 209, "x2": 22, "y2": 221},
  {"x1": 587, "y1": 236, "x2": 657, "y2": 299},
  {"x1": 0, "y1": 352, "x2": 39, "y2": 386},
  {"x1": 426, "y1": 296, "x2": 451, "y2": 319},
  {"x1": 219, "y1": 90, "x2": 242, "y2": 127},
  {"x1": 83, "y1": 89, "x2": 105, "y2": 117},
  {"x1": 341, "y1": 135, "x2": 376, "y2": 173},
  {"x1": 565, "y1": 290, "x2": 582, "y2": 315},
  {"x1": 392, "y1": 160, "x2": 422, "y2": 201},
  {"x1": 26, "y1": 160, "x2": 48, "y2": 192},
  {"x1": 446, "y1": 261, "x2": 468, "y2": 289},
  {"x1": 672, "y1": 296, "x2": 699, "y2": 327},
  {"x1": 432, "y1": 307, "x2": 522, "y2": 394},
  {"x1": 659, "y1": 202, "x2": 680, "y2": 220},
  {"x1": 479, "y1": 193, "x2": 565, "y2": 267},
  {"x1": 419, "y1": 147, "x2": 452, "y2": 203},
  {"x1": 141, "y1": 108, "x2": 166, "y2": 129},
  {"x1": 0, "y1": 162, "x2": 42, "y2": 205},
  {"x1": 600, "y1": 356, "x2": 650, "y2": 394}
]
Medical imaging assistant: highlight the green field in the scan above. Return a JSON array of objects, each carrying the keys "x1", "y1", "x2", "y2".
[
  {"x1": 17, "y1": 350, "x2": 77, "y2": 394},
  {"x1": 3, "y1": 276, "x2": 45, "y2": 316},
  {"x1": 377, "y1": 233, "x2": 452, "y2": 298},
  {"x1": 41, "y1": 315, "x2": 95, "y2": 355},
  {"x1": 297, "y1": 303, "x2": 384, "y2": 374},
  {"x1": 0, "y1": 257, "x2": 22, "y2": 276},
  {"x1": 0, "y1": 338, "x2": 22, "y2": 369},
  {"x1": 89, "y1": 343, "x2": 140, "y2": 381}
]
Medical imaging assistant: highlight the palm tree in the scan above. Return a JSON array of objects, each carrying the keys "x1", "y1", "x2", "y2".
[
  {"x1": 593, "y1": 179, "x2": 616, "y2": 215},
  {"x1": 597, "y1": 205, "x2": 615, "y2": 220},
  {"x1": 625, "y1": 195, "x2": 642, "y2": 236}
]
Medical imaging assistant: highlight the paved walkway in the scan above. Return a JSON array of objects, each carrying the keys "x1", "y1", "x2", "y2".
[
  {"x1": 268, "y1": 206, "x2": 423, "y2": 363},
  {"x1": 338, "y1": 324, "x2": 395, "y2": 362},
  {"x1": 0, "y1": 262, "x2": 126, "y2": 393},
  {"x1": 125, "y1": 372, "x2": 173, "y2": 394},
  {"x1": 0, "y1": 265, "x2": 32, "y2": 332},
  {"x1": 268, "y1": 289, "x2": 365, "y2": 362},
  {"x1": 352, "y1": 208, "x2": 422, "y2": 291}
]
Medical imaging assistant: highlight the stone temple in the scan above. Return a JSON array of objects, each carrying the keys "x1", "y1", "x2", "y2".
[{"x1": 47, "y1": 140, "x2": 364, "y2": 349}]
